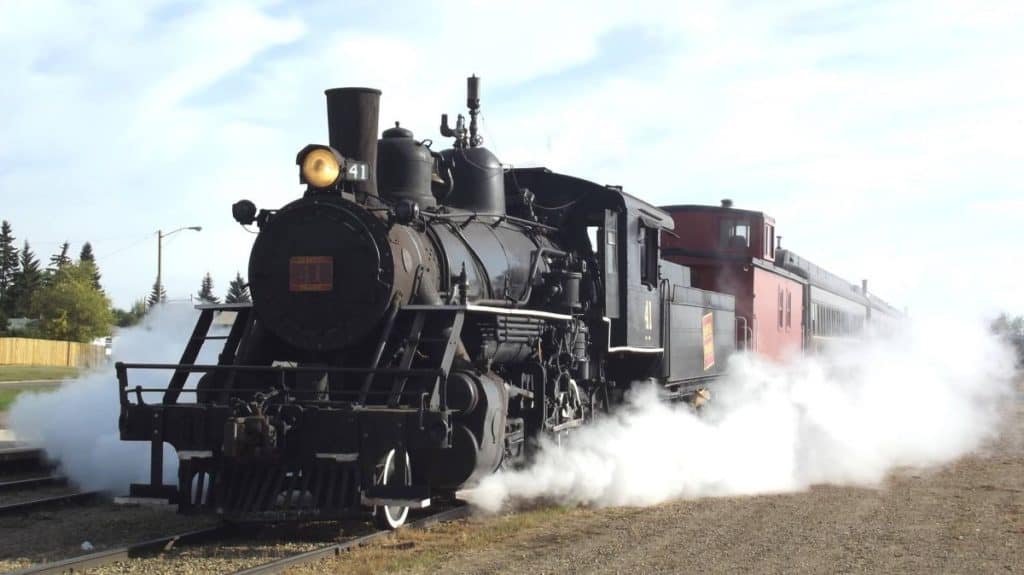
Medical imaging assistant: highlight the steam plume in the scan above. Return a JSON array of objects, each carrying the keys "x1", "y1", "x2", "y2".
[
  {"x1": 8, "y1": 304, "x2": 206, "y2": 493},
  {"x1": 468, "y1": 315, "x2": 1017, "y2": 512}
]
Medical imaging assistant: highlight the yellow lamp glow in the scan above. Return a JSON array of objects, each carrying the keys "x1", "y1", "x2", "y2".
[{"x1": 301, "y1": 148, "x2": 341, "y2": 188}]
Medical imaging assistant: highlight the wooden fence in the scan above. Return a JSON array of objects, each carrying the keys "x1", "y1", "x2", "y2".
[{"x1": 0, "y1": 337, "x2": 107, "y2": 368}]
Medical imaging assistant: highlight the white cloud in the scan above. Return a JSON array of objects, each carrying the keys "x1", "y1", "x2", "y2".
[{"x1": 0, "y1": 0, "x2": 1021, "y2": 316}]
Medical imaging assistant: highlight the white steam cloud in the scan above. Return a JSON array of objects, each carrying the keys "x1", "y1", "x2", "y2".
[
  {"x1": 468, "y1": 315, "x2": 1018, "y2": 512},
  {"x1": 9, "y1": 304, "x2": 205, "y2": 493},
  {"x1": 7, "y1": 307, "x2": 1017, "y2": 507}
]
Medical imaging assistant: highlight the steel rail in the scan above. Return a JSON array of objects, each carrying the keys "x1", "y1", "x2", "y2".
[
  {"x1": 7, "y1": 525, "x2": 233, "y2": 575},
  {"x1": 231, "y1": 504, "x2": 471, "y2": 575},
  {"x1": 0, "y1": 447, "x2": 43, "y2": 466},
  {"x1": 0, "y1": 491, "x2": 100, "y2": 516},
  {"x1": 0, "y1": 474, "x2": 66, "y2": 492}
]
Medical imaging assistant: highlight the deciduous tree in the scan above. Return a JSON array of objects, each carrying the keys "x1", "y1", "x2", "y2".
[
  {"x1": 31, "y1": 262, "x2": 112, "y2": 342},
  {"x1": 113, "y1": 299, "x2": 148, "y2": 327}
]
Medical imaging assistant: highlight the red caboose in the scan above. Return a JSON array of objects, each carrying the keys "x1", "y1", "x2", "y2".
[{"x1": 660, "y1": 201, "x2": 805, "y2": 361}]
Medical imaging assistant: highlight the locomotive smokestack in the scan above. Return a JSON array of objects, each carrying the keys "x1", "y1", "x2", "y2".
[{"x1": 324, "y1": 87, "x2": 381, "y2": 197}]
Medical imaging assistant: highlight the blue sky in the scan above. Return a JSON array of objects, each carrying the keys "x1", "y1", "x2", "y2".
[{"x1": 1, "y1": 0, "x2": 1021, "y2": 316}]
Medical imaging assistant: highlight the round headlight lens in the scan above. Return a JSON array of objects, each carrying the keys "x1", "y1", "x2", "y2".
[{"x1": 301, "y1": 148, "x2": 341, "y2": 188}]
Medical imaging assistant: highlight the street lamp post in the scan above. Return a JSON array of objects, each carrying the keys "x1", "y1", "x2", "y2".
[{"x1": 156, "y1": 226, "x2": 202, "y2": 299}]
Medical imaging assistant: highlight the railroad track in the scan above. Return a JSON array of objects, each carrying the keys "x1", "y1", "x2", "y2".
[
  {"x1": 8, "y1": 504, "x2": 470, "y2": 575},
  {"x1": 0, "y1": 447, "x2": 45, "y2": 471},
  {"x1": 0, "y1": 475, "x2": 66, "y2": 492},
  {"x1": 7, "y1": 525, "x2": 233, "y2": 575},
  {"x1": 0, "y1": 445, "x2": 100, "y2": 517},
  {"x1": 0, "y1": 491, "x2": 101, "y2": 516},
  {"x1": 232, "y1": 505, "x2": 471, "y2": 574},
  {"x1": 0, "y1": 445, "x2": 68, "y2": 494},
  {"x1": 0, "y1": 447, "x2": 53, "y2": 484}
]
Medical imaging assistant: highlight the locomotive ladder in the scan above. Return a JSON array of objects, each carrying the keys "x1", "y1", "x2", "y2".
[
  {"x1": 359, "y1": 305, "x2": 465, "y2": 409},
  {"x1": 161, "y1": 303, "x2": 253, "y2": 405},
  {"x1": 132, "y1": 304, "x2": 251, "y2": 500}
]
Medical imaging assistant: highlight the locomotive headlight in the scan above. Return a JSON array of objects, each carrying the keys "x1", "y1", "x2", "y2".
[{"x1": 299, "y1": 146, "x2": 342, "y2": 188}]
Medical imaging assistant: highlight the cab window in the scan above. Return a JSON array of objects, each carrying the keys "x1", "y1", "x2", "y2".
[{"x1": 639, "y1": 226, "x2": 658, "y2": 287}]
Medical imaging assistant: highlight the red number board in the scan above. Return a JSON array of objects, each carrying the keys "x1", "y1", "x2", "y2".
[{"x1": 289, "y1": 256, "x2": 333, "y2": 292}]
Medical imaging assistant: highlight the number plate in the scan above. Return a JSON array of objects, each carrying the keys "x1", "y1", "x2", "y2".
[
  {"x1": 289, "y1": 256, "x2": 333, "y2": 292},
  {"x1": 342, "y1": 161, "x2": 369, "y2": 181}
]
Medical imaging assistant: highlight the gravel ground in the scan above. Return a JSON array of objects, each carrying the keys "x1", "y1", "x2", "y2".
[
  {"x1": 85, "y1": 521, "x2": 378, "y2": 575},
  {"x1": 0, "y1": 482, "x2": 83, "y2": 507},
  {"x1": 0, "y1": 502, "x2": 219, "y2": 572},
  {"x1": 0, "y1": 499, "x2": 380, "y2": 575},
  {"x1": 296, "y1": 400, "x2": 1023, "y2": 574},
  {"x1": 1, "y1": 388, "x2": 1019, "y2": 574}
]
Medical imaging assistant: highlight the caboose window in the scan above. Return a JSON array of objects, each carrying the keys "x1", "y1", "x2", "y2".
[
  {"x1": 785, "y1": 290, "x2": 792, "y2": 329},
  {"x1": 777, "y1": 287, "x2": 784, "y2": 329},
  {"x1": 721, "y1": 219, "x2": 750, "y2": 249}
]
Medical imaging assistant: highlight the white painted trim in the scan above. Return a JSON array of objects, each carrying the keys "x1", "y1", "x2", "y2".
[
  {"x1": 361, "y1": 494, "x2": 431, "y2": 509},
  {"x1": 465, "y1": 304, "x2": 573, "y2": 321},
  {"x1": 114, "y1": 497, "x2": 174, "y2": 507},
  {"x1": 315, "y1": 452, "x2": 358, "y2": 462},
  {"x1": 602, "y1": 316, "x2": 662, "y2": 354}
]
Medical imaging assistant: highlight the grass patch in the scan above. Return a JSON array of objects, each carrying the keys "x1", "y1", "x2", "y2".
[
  {"x1": 0, "y1": 366, "x2": 78, "y2": 382},
  {"x1": 0, "y1": 386, "x2": 62, "y2": 411},
  {"x1": 0, "y1": 389, "x2": 24, "y2": 411}
]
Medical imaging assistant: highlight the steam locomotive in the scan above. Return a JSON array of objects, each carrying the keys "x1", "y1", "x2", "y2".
[{"x1": 117, "y1": 77, "x2": 735, "y2": 528}]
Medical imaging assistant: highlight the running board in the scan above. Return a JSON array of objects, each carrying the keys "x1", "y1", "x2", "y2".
[{"x1": 361, "y1": 485, "x2": 432, "y2": 509}]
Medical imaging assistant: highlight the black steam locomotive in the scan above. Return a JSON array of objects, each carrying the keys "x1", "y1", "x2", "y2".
[{"x1": 117, "y1": 77, "x2": 735, "y2": 528}]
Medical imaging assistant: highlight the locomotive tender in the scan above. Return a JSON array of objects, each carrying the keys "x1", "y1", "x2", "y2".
[{"x1": 117, "y1": 77, "x2": 735, "y2": 528}]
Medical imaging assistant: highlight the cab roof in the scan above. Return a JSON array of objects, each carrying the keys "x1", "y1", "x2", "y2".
[{"x1": 506, "y1": 167, "x2": 674, "y2": 230}]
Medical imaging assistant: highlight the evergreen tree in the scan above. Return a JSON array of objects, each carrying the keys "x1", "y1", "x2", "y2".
[
  {"x1": 11, "y1": 241, "x2": 42, "y2": 317},
  {"x1": 79, "y1": 242, "x2": 93, "y2": 261},
  {"x1": 224, "y1": 272, "x2": 251, "y2": 303},
  {"x1": 197, "y1": 272, "x2": 218, "y2": 303},
  {"x1": 148, "y1": 279, "x2": 167, "y2": 307},
  {"x1": 49, "y1": 241, "x2": 72, "y2": 270},
  {"x1": 0, "y1": 221, "x2": 18, "y2": 316},
  {"x1": 78, "y1": 242, "x2": 103, "y2": 292},
  {"x1": 44, "y1": 241, "x2": 72, "y2": 287}
]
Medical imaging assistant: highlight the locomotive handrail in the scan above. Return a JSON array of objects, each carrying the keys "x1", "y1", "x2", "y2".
[
  {"x1": 116, "y1": 362, "x2": 444, "y2": 374},
  {"x1": 423, "y1": 211, "x2": 559, "y2": 232},
  {"x1": 122, "y1": 387, "x2": 431, "y2": 395},
  {"x1": 116, "y1": 362, "x2": 446, "y2": 406}
]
